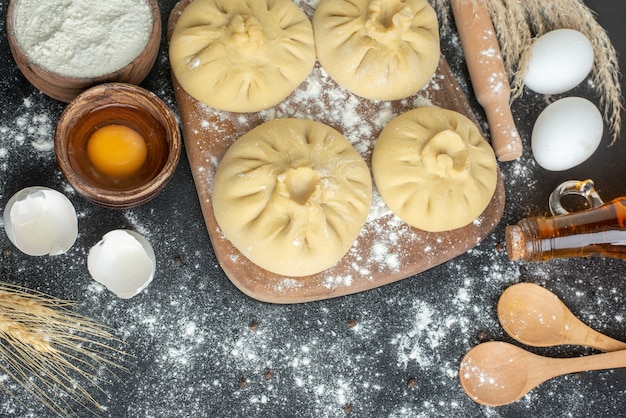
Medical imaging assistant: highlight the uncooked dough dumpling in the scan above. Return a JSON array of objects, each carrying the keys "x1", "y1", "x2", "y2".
[
  {"x1": 371, "y1": 107, "x2": 497, "y2": 232},
  {"x1": 213, "y1": 118, "x2": 372, "y2": 277},
  {"x1": 312, "y1": 0, "x2": 440, "y2": 100},
  {"x1": 169, "y1": 0, "x2": 316, "y2": 112}
]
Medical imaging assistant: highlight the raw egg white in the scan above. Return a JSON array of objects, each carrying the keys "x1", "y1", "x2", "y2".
[
  {"x1": 2, "y1": 186, "x2": 78, "y2": 256},
  {"x1": 87, "y1": 229, "x2": 156, "y2": 299},
  {"x1": 524, "y1": 29, "x2": 594, "y2": 95},
  {"x1": 531, "y1": 97, "x2": 603, "y2": 171}
]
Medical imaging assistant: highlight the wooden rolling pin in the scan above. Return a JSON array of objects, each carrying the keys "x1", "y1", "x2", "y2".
[{"x1": 450, "y1": 0, "x2": 523, "y2": 161}]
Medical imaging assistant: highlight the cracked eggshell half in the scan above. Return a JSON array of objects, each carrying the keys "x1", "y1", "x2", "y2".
[
  {"x1": 3, "y1": 186, "x2": 78, "y2": 256},
  {"x1": 87, "y1": 229, "x2": 156, "y2": 299}
]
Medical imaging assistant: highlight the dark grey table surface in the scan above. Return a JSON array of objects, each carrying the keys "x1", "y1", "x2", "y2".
[{"x1": 0, "y1": 0, "x2": 625, "y2": 417}]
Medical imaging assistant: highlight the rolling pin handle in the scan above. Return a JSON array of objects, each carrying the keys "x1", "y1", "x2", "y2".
[{"x1": 450, "y1": 0, "x2": 523, "y2": 161}]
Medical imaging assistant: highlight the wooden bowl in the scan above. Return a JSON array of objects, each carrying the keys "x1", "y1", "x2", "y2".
[
  {"x1": 6, "y1": 0, "x2": 161, "y2": 103},
  {"x1": 54, "y1": 83, "x2": 181, "y2": 209}
]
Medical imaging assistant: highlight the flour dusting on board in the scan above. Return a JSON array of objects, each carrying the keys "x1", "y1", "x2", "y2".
[{"x1": 184, "y1": 45, "x2": 503, "y2": 302}]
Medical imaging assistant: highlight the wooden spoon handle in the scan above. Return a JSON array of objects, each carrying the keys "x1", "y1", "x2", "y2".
[
  {"x1": 564, "y1": 308, "x2": 626, "y2": 352},
  {"x1": 546, "y1": 349, "x2": 626, "y2": 380},
  {"x1": 595, "y1": 338, "x2": 626, "y2": 352},
  {"x1": 450, "y1": 0, "x2": 523, "y2": 161}
]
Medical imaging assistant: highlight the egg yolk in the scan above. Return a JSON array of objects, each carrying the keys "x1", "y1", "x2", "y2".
[{"x1": 87, "y1": 125, "x2": 148, "y2": 177}]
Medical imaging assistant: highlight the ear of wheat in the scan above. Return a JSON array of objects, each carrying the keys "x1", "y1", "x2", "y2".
[
  {"x1": 431, "y1": 0, "x2": 623, "y2": 144},
  {"x1": 0, "y1": 282, "x2": 128, "y2": 417}
]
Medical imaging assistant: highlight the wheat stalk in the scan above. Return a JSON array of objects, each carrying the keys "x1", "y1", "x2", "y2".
[
  {"x1": 0, "y1": 282, "x2": 128, "y2": 416},
  {"x1": 431, "y1": 0, "x2": 623, "y2": 144}
]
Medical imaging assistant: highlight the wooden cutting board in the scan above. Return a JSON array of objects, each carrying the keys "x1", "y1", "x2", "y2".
[{"x1": 167, "y1": 0, "x2": 505, "y2": 304}]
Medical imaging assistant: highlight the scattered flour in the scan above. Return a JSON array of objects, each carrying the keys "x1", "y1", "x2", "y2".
[{"x1": 0, "y1": 1, "x2": 624, "y2": 417}]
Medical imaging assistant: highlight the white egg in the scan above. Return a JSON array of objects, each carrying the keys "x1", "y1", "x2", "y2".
[
  {"x1": 87, "y1": 229, "x2": 156, "y2": 299},
  {"x1": 2, "y1": 186, "x2": 78, "y2": 256},
  {"x1": 531, "y1": 97, "x2": 603, "y2": 171},
  {"x1": 524, "y1": 29, "x2": 594, "y2": 95}
]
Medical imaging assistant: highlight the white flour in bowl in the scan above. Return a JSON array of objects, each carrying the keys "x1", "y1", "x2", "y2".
[{"x1": 13, "y1": 0, "x2": 153, "y2": 77}]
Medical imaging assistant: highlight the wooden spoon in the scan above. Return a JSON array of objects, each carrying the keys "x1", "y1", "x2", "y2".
[
  {"x1": 460, "y1": 341, "x2": 626, "y2": 406},
  {"x1": 497, "y1": 283, "x2": 626, "y2": 351}
]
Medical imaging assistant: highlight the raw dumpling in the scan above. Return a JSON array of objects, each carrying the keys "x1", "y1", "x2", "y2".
[
  {"x1": 212, "y1": 118, "x2": 372, "y2": 277},
  {"x1": 169, "y1": 0, "x2": 316, "y2": 112},
  {"x1": 312, "y1": 0, "x2": 440, "y2": 100},
  {"x1": 371, "y1": 107, "x2": 497, "y2": 232}
]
